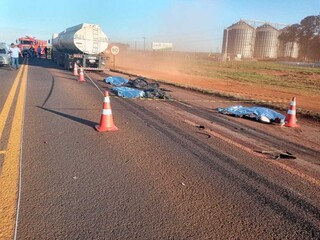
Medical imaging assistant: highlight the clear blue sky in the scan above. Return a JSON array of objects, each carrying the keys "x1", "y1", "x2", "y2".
[{"x1": 1, "y1": 0, "x2": 319, "y2": 52}]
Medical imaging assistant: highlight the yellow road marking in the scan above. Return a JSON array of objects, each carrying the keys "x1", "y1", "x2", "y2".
[
  {"x1": 0, "y1": 150, "x2": 6, "y2": 154},
  {"x1": 0, "y1": 63, "x2": 28, "y2": 240},
  {"x1": 0, "y1": 64, "x2": 25, "y2": 140}
]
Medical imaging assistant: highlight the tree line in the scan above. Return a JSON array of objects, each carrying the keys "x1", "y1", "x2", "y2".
[{"x1": 278, "y1": 15, "x2": 320, "y2": 61}]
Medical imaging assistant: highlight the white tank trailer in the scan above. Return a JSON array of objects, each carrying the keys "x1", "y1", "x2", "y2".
[{"x1": 52, "y1": 23, "x2": 109, "y2": 70}]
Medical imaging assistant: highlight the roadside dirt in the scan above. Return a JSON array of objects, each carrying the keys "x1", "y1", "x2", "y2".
[
  {"x1": 112, "y1": 51, "x2": 320, "y2": 114},
  {"x1": 102, "y1": 50, "x2": 320, "y2": 178}
]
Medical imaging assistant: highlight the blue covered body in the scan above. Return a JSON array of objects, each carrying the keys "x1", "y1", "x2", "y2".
[
  {"x1": 218, "y1": 106, "x2": 285, "y2": 124},
  {"x1": 111, "y1": 87, "x2": 145, "y2": 98},
  {"x1": 105, "y1": 76, "x2": 129, "y2": 86}
]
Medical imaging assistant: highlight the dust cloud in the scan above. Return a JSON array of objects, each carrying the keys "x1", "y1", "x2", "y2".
[{"x1": 115, "y1": 51, "x2": 195, "y2": 77}]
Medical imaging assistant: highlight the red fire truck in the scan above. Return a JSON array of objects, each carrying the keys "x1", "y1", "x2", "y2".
[{"x1": 17, "y1": 36, "x2": 48, "y2": 57}]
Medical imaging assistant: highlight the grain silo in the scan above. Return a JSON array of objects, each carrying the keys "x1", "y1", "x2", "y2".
[
  {"x1": 254, "y1": 24, "x2": 279, "y2": 58},
  {"x1": 222, "y1": 20, "x2": 255, "y2": 59},
  {"x1": 278, "y1": 41, "x2": 299, "y2": 58}
]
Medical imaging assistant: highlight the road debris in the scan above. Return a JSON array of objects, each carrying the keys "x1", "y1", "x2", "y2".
[
  {"x1": 275, "y1": 152, "x2": 296, "y2": 160},
  {"x1": 256, "y1": 150, "x2": 296, "y2": 160},
  {"x1": 196, "y1": 131, "x2": 211, "y2": 139},
  {"x1": 109, "y1": 76, "x2": 170, "y2": 99},
  {"x1": 127, "y1": 77, "x2": 160, "y2": 89}
]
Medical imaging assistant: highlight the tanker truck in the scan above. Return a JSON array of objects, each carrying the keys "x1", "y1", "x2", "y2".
[{"x1": 52, "y1": 23, "x2": 109, "y2": 70}]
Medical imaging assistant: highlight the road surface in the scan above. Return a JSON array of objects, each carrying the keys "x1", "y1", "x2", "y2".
[{"x1": 0, "y1": 57, "x2": 320, "y2": 239}]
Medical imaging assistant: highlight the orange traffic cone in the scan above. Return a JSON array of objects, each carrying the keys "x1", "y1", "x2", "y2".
[
  {"x1": 73, "y1": 62, "x2": 78, "y2": 76},
  {"x1": 78, "y1": 67, "x2": 85, "y2": 82},
  {"x1": 284, "y1": 97, "x2": 300, "y2": 127},
  {"x1": 95, "y1": 91, "x2": 118, "y2": 132}
]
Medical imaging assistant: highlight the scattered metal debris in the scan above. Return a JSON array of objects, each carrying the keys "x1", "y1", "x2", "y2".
[
  {"x1": 256, "y1": 150, "x2": 296, "y2": 160},
  {"x1": 275, "y1": 152, "x2": 296, "y2": 160},
  {"x1": 196, "y1": 131, "x2": 211, "y2": 139}
]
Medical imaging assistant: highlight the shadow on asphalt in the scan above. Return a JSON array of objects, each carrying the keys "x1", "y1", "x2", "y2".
[
  {"x1": 0, "y1": 66, "x2": 15, "y2": 71},
  {"x1": 24, "y1": 56, "x2": 64, "y2": 70},
  {"x1": 0, "y1": 56, "x2": 66, "y2": 72},
  {"x1": 36, "y1": 106, "x2": 97, "y2": 128}
]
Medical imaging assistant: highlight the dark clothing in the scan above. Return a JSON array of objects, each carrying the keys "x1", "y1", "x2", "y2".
[
  {"x1": 28, "y1": 47, "x2": 34, "y2": 58},
  {"x1": 37, "y1": 47, "x2": 42, "y2": 58},
  {"x1": 44, "y1": 47, "x2": 48, "y2": 59}
]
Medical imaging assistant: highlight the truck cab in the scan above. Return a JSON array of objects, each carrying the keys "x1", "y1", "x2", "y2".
[
  {"x1": 17, "y1": 37, "x2": 36, "y2": 56},
  {"x1": 17, "y1": 36, "x2": 48, "y2": 57}
]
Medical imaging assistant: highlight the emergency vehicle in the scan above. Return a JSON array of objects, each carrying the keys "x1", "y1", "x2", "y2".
[{"x1": 17, "y1": 36, "x2": 48, "y2": 57}]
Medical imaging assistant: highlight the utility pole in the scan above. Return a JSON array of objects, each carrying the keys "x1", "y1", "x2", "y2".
[
  {"x1": 224, "y1": 28, "x2": 229, "y2": 62},
  {"x1": 142, "y1": 37, "x2": 146, "y2": 51}
]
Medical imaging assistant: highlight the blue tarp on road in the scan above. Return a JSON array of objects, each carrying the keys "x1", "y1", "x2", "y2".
[
  {"x1": 105, "y1": 76, "x2": 129, "y2": 86},
  {"x1": 218, "y1": 106, "x2": 285, "y2": 124},
  {"x1": 106, "y1": 76, "x2": 170, "y2": 99},
  {"x1": 111, "y1": 87, "x2": 145, "y2": 98}
]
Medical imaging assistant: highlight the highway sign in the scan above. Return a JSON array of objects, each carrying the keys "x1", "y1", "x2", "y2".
[{"x1": 111, "y1": 46, "x2": 120, "y2": 55}]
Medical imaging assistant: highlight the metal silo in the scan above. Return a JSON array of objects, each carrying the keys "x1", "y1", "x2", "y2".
[
  {"x1": 222, "y1": 20, "x2": 255, "y2": 59},
  {"x1": 278, "y1": 41, "x2": 299, "y2": 58},
  {"x1": 254, "y1": 24, "x2": 279, "y2": 58}
]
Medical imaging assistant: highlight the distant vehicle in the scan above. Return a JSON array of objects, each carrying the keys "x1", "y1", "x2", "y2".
[
  {"x1": 17, "y1": 36, "x2": 48, "y2": 57},
  {"x1": 0, "y1": 42, "x2": 11, "y2": 66},
  {"x1": 51, "y1": 23, "x2": 109, "y2": 70}
]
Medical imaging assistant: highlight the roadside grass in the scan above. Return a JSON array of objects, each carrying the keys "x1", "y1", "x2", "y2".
[{"x1": 180, "y1": 59, "x2": 320, "y2": 95}]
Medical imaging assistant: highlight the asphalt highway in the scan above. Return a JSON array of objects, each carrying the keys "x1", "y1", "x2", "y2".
[{"x1": 0, "y1": 58, "x2": 319, "y2": 239}]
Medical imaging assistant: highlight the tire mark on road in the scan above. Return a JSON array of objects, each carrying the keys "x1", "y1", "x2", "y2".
[
  {"x1": 115, "y1": 97, "x2": 320, "y2": 238},
  {"x1": 41, "y1": 75, "x2": 55, "y2": 108}
]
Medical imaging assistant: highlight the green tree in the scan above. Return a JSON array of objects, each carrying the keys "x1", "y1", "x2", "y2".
[
  {"x1": 278, "y1": 24, "x2": 300, "y2": 58},
  {"x1": 278, "y1": 15, "x2": 320, "y2": 61},
  {"x1": 308, "y1": 35, "x2": 320, "y2": 61},
  {"x1": 298, "y1": 15, "x2": 320, "y2": 61}
]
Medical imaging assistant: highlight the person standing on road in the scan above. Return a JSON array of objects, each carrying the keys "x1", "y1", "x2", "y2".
[
  {"x1": 28, "y1": 46, "x2": 34, "y2": 58},
  {"x1": 9, "y1": 43, "x2": 23, "y2": 70},
  {"x1": 44, "y1": 46, "x2": 48, "y2": 59},
  {"x1": 37, "y1": 46, "x2": 42, "y2": 58}
]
